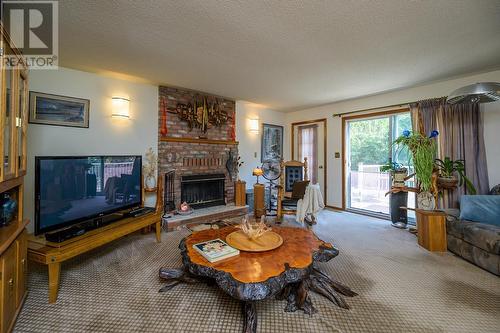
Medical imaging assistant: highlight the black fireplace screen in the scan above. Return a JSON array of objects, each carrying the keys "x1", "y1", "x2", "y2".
[{"x1": 180, "y1": 174, "x2": 225, "y2": 209}]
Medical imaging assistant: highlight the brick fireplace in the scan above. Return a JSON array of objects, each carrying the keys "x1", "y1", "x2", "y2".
[{"x1": 158, "y1": 86, "x2": 238, "y2": 211}]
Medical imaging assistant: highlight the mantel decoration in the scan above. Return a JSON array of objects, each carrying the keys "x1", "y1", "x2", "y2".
[
  {"x1": 143, "y1": 147, "x2": 158, "y2": 190},
  {"x1": 226, "y1": 149, "x2": 243, "y2": 181},
  {"x1": 161, "y1": 95, "x2": 230, "y2": 134}
]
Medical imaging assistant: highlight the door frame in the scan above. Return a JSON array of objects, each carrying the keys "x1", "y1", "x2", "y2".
[
  {"x1": 341, "y1": 108, "x2": 409, "y2": 211},
  {"x1": 291, "y1": 118, "x2": 327, "y2": 204}
]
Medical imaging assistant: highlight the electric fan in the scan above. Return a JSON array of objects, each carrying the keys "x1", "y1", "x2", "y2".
[{"x1": 261, "y1": 159, "x2": 281, "y2": 216}]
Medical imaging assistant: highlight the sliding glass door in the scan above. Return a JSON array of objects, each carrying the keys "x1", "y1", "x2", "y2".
[{"x1": 345, "y1": 112, "x2": 415, "y2": 216}]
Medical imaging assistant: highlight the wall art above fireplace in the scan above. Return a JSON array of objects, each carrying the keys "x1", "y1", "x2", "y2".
[{"x1": 159, "y1": 86, "x2": 236, "y2": 142}]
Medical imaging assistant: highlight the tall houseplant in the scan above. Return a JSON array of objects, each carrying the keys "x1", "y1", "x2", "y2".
[{"x1": 394, "y1": 130, "x2": 438, "y2": 210}]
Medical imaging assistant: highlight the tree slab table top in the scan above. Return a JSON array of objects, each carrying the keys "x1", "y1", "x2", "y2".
[{"x1": 159, "y1": 226, "x2": 357, "y2": 333}]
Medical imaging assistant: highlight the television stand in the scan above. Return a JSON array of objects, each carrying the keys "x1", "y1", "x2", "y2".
[
  {"x1": 28, "y1": 211, "x2": 162, "y2": 303},
  {"x1": 28, "y1": 179, "x2": 164, "y2": 303}
]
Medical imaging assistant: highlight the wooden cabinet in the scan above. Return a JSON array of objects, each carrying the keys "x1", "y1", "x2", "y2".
[
  {"x1": 0, "y1": 223, "x2": 28, "y2": 333},
  {"x1": 1, "y1": 243, "x2": 17, "y2": 333},
  {"x1": 0, "y1": 27, "x2": 28, "y2": 182},
  {"x1": 0, "y1": 24, "x2": 29, "y2": 333},
  {"x1": 15, "y1": 69, "x2": 28, "y2": 176},
  {"x1": 15, "y1": 230, "x2": 27, "y2": 307}
]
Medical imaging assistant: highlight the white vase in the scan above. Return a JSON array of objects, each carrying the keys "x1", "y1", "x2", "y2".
[
  {"x1": 417, "y1": 191, "x2": 435, "y2": 210},
  {"x1": 145, "y1": 176, "x2": 156, "y2": 190}
]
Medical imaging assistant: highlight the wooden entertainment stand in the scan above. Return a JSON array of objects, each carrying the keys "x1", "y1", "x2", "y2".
[{"x1": 28, "y1": 181, "x2": 164, "y2": 303}]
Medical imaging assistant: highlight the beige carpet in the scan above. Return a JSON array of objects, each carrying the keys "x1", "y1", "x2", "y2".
[{"x1": 14, "y1": 210, "x2": 500, "y2": 332}]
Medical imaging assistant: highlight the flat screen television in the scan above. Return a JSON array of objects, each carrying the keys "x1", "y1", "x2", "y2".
[{"x1": 35, "y1": 155, "x2": 142, "y2": 235}]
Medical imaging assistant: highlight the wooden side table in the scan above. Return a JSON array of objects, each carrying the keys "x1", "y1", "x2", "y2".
[
  {"x1": 235, "y1": 180, "x2": 246, "y2": 206},
  {"x1": 253, "y1": 183, "x2": 265, "y2": 218},
  {"x1": 415, "y1": 209, "x2": 447, "y2": 252}
]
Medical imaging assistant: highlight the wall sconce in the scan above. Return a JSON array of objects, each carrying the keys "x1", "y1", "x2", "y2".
[
  {"x1": 249, "y1": 118, "x2": 259, "y2": 133},
  {"x1": 112, "y1": 97, "x2": 130, "y2": 118}
]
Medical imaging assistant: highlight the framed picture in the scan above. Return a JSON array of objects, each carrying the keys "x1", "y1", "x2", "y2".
[
  {"x1": 261, "y1": 123, "x2": 283, "y2": 162},
  {"x1": 29, "y1": 91, "x2": 90, "y2": 128}
]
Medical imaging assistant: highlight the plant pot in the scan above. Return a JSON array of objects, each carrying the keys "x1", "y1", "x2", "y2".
[
  {"x1": 145, "y1": 176, "x2": 156, "y2": 190},
  {"x1": 437, "y1": 176, "x2": 458, "y2": 190},
  {"x1": 389, "y1": 191, "x2": 408, "y2": 228},
  {"x1": 392, "y1": 168, "x2": 408, "y2": 188},
  {"x1": 417, "y1": 191, "x2": 436, "y2": 210}
]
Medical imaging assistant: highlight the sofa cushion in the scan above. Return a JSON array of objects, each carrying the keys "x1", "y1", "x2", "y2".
[
  {"x1": 459, "y1": 195, "x2": 500, "y2": 227},
  {"x1": 447, "y1": 234, "x2": 499, "y2": 276},
  {"x1": 490, "y1": 184, "x2": 500, "y2": 195},
  {"x1": 446, "y1": 219, "x2": 466, "y2": 239},
  {"x1": 461, "y1": 222, "x2": 500, "y2": 255}
]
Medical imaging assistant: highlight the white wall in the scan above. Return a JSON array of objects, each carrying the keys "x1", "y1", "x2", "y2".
[
  {"x1": 235, "y1": 101, "x2": 287, "y2": 188},
  {"x1": 285, "y1": 69, "x2": 500, "y2": 208},
  {"x1": 25, "y1": 67, "x2": 158, "y2": 232},
  {"x1": 483, "y1": 101, "x2": 500, "y2": 186}
]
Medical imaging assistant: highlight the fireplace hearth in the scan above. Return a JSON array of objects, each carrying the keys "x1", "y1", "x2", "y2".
[{"x1": 180, "y1": 174, "x2": 225, "y2": 209}]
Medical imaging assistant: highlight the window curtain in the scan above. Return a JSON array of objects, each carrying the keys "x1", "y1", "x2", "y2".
[
  {"x1": 298, "y1": 124, "x2": 318, "y2": 183},
  {"x1": 410, "y1": 97, "x2": 489, "y2": 208}
]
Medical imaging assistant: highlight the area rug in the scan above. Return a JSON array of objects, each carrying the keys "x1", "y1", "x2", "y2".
[{"x1": 14, "y1": 210, "x2": 500, "y2": 332}]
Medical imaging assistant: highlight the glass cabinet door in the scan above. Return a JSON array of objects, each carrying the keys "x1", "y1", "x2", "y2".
[
  {"x1": 2, "y1": 43, "x2": 17, "y2": 181},
  {"x1": 16, "y1": 68, "x2": 28, "y2": 175}
]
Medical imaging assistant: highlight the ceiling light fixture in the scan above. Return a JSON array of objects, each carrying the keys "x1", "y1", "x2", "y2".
[{"x1": 446, "y1": 82, "x2": 500, "y2": 104}]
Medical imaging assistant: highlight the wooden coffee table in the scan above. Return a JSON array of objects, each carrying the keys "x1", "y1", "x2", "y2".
[{"x1": 159, "y1": 226, "x2": 356, "y2": 333}]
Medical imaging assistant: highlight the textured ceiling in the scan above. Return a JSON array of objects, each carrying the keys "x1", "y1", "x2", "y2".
[{"x1": 59, "y1": 0, "x2": 500, "y2": 111}]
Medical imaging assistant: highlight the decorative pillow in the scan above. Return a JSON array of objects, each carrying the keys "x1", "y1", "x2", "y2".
[
  {"x1": 490, "y1": 184, "x2": 500, "y2": 195},
  {"x1": 291, "y1": 180, "x2": 310, "y2": 199},
  {"x1": 459, "y1": 195, "x2": 500, "y2": 227}
]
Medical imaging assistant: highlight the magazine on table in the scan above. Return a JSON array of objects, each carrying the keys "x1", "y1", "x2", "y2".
[{"x1": 193, "y1": 239, "x2": 239, "y2": 263}]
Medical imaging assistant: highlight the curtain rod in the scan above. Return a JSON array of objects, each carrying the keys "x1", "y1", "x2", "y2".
[{"x1": 332, "y1": 102, "x2": 413, "y2": 117}]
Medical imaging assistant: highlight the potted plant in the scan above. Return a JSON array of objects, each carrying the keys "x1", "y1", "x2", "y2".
[
  {"x1": 434, "y1": 157, "x2": 476, "y2": 194},
  {"x1": 380, "y1": 160, "x2": 409, "y2": 228},
  {"x1": 394, "y1": 130, "x2": 438, "y2": 210},
  {"x1": 380, "y1": 160, "x2": 407, "y2": 188}
]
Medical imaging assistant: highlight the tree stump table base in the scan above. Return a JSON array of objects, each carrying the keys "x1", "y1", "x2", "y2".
[{"x1": 159, "y1": 227, "x2": 357, "y2": 333}]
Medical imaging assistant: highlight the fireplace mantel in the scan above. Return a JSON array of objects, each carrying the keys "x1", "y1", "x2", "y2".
[{"x1": 160, "y1": 137, "x2": 238, "y2": 145}]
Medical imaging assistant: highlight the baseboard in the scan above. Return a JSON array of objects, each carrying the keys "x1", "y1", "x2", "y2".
[
  {"x1": 325, "y1": 205, "x2": 344, "y2": 211},
  {"x1": 345, "y1": 208, "x2": 390, "y2": 221}
]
